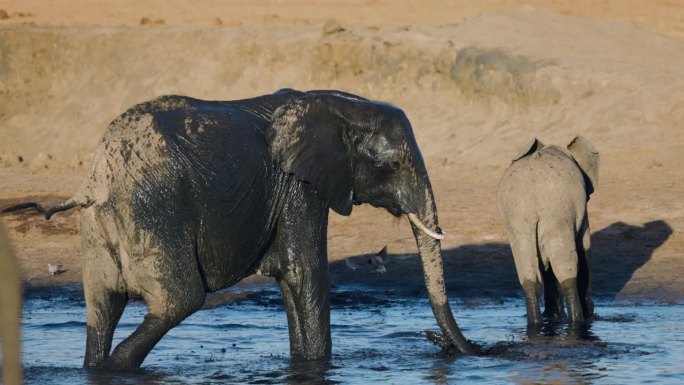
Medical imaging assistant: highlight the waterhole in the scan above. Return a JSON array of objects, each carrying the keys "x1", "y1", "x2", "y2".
[{"x1": 16, "y1": 285, "x2": 684, "y2": 384}]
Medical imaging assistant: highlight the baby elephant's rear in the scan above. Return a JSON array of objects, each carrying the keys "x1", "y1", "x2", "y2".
[{"x1": 497, "y1": 136, "x2": 599, "y2": 327}]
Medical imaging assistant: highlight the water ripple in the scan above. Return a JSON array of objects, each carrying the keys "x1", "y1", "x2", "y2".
[
  {"x1": 27, "y1": 320, "x2": 86, "y2": 329},
  {"x1": 19, "y1": 288, "x2": 684, "y2": 384}
]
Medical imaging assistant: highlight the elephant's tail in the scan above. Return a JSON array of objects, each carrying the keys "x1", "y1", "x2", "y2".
[{"x1": 1, "y1": 193, "x2": 90, "y2": 220}]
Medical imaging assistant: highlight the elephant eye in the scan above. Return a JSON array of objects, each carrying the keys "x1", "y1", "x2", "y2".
[
  {"x1": 371, "y1": 151, "x2": 401, "y2": 171},
  {"x1": 372, "y1": 158, "x2": 400, "y2": 172}
]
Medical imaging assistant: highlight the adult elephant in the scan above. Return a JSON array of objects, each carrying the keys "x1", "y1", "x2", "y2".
[
  {"x1": 30, "y1": 89, "x2": 474, "y2": 370},
  {"x1": 0, "y1": 222, "x2": 22, "y2": 385},
  {"x1": 497, "y1": 137, "x2": 598, "y2": 327}
]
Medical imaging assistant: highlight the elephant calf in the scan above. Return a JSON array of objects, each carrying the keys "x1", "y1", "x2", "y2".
[{"x1": 497, "y1": 136, "x2": 599, "y2": 326}]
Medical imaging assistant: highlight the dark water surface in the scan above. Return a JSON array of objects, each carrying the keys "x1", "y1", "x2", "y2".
[{"x1": 18, "y1": 285, "x2": 684, "y2": 384}]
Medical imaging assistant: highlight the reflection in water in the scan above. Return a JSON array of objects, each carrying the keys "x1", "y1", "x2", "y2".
[
  {"x1": 509, "y1": 361, "x2": 605, "y2": 385},
  {"x1": 509, "y1": 322, "x2": 606, "y2": 384},
  {"x1": 85, "y1": 369, "x2": 167, "y2": 385},
  {"x1": 527, "y1": 320, "x2": 600, "y2": 342},
  {"x1": 424, "y1": 354, "x2": 456, "y2": 385},
  {"x1": 286, "y1": 359, "x2": 338, "y2": 385}
]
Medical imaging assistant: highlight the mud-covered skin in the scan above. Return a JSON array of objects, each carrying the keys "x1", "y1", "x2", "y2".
[
  {"x1": 497, "y1": 137, "x2": 599, "y2": 327},
  {"x1": 72, "y1": 89, "x2": 473, "y2": 370},
  {"x1": 0, "y1": 222, "x2": 22, "y2": 385}
]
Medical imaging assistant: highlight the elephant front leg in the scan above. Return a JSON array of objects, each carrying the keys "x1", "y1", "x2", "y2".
[
  {"x1": 273, "y1": 183, "x2": 331, "y2": 360},
  {"x1": 278, "y1": 269, "x2": 331, "y2": 360}
]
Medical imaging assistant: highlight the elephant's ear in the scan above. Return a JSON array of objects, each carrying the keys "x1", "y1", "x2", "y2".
[
  {"x1": 512, "y1": 137, "x2": 545, "y2": 162},
  {"x1": 266, "y1": 97, "x2": 354, "y2": 215},
  {"x1": 567, "y1": 136, "x2": 599, "y2": 195}
]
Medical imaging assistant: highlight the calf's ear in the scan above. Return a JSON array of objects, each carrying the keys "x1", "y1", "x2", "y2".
[
  {"x1": 567, "y1": 136, "x2": 599, "y2": 195},
  {"x1": 512, "y1": 137, "x2": 545, "y2": 162}
]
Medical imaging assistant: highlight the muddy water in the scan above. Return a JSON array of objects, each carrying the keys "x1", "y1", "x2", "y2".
[{"x1": 17, "y1": 285, "x2": 684, "y2": 384}]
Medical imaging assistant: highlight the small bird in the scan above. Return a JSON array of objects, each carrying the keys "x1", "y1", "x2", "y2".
[
  {"x1": 368, "y1": 246, "x2": 387, "y2": 274},
  {"x1": 47, "y1": 263, "x2": 64, "y2": 276},
  {"x1": 345, "y1": 258, "x2": 361, "y2": 271}
]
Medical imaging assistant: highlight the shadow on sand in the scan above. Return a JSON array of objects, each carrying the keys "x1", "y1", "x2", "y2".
[
  {"x1": 329, "y1": 220, "x2": 673, "y2": 300},
  {"x1": 591, "y1": 220, "x2": 673, "y2": 299}
]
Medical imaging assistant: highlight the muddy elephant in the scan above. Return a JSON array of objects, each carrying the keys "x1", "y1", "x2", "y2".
[
  {"x1": 496, "y1": 136, "x2": 598, "y2": 326},
  {"x1": 27, "y1": 89, "x2": 474, "y2": 370},
  {"x1": 0, "y1": 221, "x2": 22, "y2": 385}
]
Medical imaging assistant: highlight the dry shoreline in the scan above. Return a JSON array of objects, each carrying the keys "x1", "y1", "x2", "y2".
[{"x1": 2, "y1": 191, "x2": 680, "y2": 304}]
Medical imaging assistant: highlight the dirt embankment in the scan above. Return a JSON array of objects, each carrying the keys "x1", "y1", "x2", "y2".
[{"x1": 1, "y1": 5, "x2": 683, "y2": 301}]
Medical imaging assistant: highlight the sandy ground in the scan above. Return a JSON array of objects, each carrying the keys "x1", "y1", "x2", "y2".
[{"x1": 0, "y1": 1, "x2": 683, "y2": 302}]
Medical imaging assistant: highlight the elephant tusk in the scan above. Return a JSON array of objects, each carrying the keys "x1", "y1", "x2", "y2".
[{"x1": 407, "y1": 213, "x2": 444, "y2": 240}]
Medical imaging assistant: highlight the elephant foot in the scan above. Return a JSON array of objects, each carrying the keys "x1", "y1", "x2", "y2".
[
  {"x1": 525, "y1": 323, "x2": 545, "y2": 340},
  {"x1": 522, "y1": 281, "x2": 543, "y2": 326},
  {"x1": 560, "y1": 278, "x2": 585, "y2": 324},
  {"x1": 88, "y1": 357, "x2": 144, "y2": 374},
  {"x1": 542, "y1": 301, "x2": 566, "y2": 322},
  {"x1": 582, "y1": 296, "x2": 595, "y2": 321}
]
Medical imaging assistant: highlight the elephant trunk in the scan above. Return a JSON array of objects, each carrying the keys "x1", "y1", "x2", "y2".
[{"x1": 409, "y1": 183, "x2": 476, "y2": 355}]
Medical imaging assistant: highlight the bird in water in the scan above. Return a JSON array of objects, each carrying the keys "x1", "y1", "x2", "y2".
[
  {"x1": 344, "y1": 246, "x2": 388, "y2": 273},
  {"x1": 369, "y1": 246, "x2": 387, "y2": 274},
  {"x1": 47, "y1": 263, "x2": 64, "y2": 276},
  {"x1": 345, "y1": 258, "x2": 361, "y2": 271}
]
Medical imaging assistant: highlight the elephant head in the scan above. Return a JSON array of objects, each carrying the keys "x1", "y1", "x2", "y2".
[{"x1": 266, "y1": 93, "x2": 475, "y2": 354}]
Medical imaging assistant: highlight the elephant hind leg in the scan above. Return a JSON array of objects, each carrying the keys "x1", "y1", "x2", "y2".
[
  {"x1": 509, "y1": 235, "x2": 543, "y2": 326},
  {"x1": 541, "y1": 265, "x2": 565, "y2": 321},
  {"x1": 559, "y1": 278, "x2": 584, "y2": 324},
  {"x1": 104, "y1": 291, "x2": 205, "y2": 370},
  {"x1": 84, "y1": 286, "x2": 128, "y2": 369},
  {"x1": 577, "y1": 219, "x2": 594, "y2": 320},
  {"x1": 543, "y1": 233, "x2": 584, "y2": 324},
  {"x1": 104, "y1": 242, "x2": 206, "y2": 370},
  {"x1": 81, "y1": 208, "x2": 128, "y2": 369}
]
